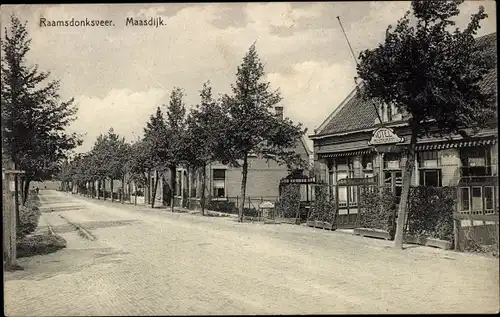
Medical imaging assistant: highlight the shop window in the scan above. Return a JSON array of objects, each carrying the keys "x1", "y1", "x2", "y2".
[
  {"x1": 385, "y1": 171, "x2": 402, "y2": 199},
  {"x1": 459, "y1": 187, "x2": 470, "y2": 211},
  {"x1": 460, "y1": 147, "x2": 491, "y2": 177},
  {"x1": 334, "y1": 157, "x2": 357, "y2": 207},
  {"x1": 383, "y1": 153, "x2": 401, "y2": 170},
  {"x1": 419, "y1": 170, "x2": 442, "y2": 187},
  {"x1": 212, "y1": 169, "x2": 226, "y2": 198},
  {"x1": 362, "y1": 154, "x2": 374, "y2": 170},
  {"x1": 484, "y1": 186, "x2": 494, "y2": 212},
  {"x1": 418, "y1": 151, "x2": 440, "y2": 168}
]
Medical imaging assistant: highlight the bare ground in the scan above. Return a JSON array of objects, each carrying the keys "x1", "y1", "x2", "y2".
[{"x1": 4, "y1": 190, "x2": 499, "y2": 315}]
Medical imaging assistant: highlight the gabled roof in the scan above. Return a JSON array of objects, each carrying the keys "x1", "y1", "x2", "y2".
[{"x1": 312, "y1": 32, "x2": 497, "y2": 139}]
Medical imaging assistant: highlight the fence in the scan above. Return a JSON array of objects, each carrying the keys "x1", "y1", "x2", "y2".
[{"x1": 454, "y1": 176, "x2": 499, "y2": 254}]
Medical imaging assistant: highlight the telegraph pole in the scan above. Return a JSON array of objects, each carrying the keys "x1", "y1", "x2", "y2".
[{"x1": 3, "y1": 158, "x2": 24, "y2": 270}]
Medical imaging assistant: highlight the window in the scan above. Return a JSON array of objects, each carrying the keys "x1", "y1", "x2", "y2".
[
  {"x1": 418, "y1": 151, "x2": 440, "y2": 168},
  {"x1": 419, "y1": 170, "x2": 442, "y2": 187},
  {"x1": 384, "y1": 153, "x2": 401, "y2": 170},
  {"x1": 334, "y1": 157, "x2": 357, "y2": 207},
  {"x1": 484, "y1": 186, "x2": 494, "y2": 212},
  {"x1": 380, "y1": 103, "x2": 401, "y2": 122},
  {"x1": 459, "y1": 187, "x2": 470, "y2": 211},
  {"x1": 385, "y1": 171, "x2": 402, "y2": 199},
  {"x1": 212, "y1": 169, "x2": 226, "y2": 198},
  {"x1": 362, "y1": 154, "x2": 374, "y2": 170},
  {"x1": 460, "y1": 147, "x2": 491, "y2": 177}
]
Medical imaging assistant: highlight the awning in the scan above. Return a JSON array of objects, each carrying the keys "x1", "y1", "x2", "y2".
[
  {"x1": 317, "y1": 149, "x2": 373, "y2": 158},
  {"x1": 415, "y1": 138, "x2": 497, "y2": 151}
]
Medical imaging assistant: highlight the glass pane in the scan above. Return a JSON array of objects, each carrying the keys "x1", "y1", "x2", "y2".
[
  {"x1": 425, "y1": 170, "x2": 439, "y2": 187},
  {"x1": 395, "y1": 186, "x2": 402, "y2": 197},
  {"x1": 485, "y1": 186, "x2": 493, "y2": 210},
  {"x1": 337, "y1": 172, "x2": 348, "y2": 181},
  {"x1": 472, "y1": 187, "x2": 482, "y2": 212},
  {"x1": 460, "y1": 188, "x2": 470, "y2": 211},
  {"x1": 395, "y1": 172, "x2": 402, "y2": 186},
  {"x1": 213, "y1": 169, "x2": 225, "y2": 179},
  {"x1": 384, "y1": 172, "x2": 392, "y2": 184},
  {"x1": 338, "y1": 187, "x2": 347, "y2": 206}
]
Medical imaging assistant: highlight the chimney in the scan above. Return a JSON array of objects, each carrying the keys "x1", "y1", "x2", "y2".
[{"x1": 275, "y1": 106, "x2": 284, "y2": 120}]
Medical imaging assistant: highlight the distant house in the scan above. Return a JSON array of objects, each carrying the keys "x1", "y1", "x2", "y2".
[
  {"x1": 309, "y1": 32, "x2": 497, "y2": 227},
  {"x1": 128, "y1": 106, "x2": 311, "y2": 209}
]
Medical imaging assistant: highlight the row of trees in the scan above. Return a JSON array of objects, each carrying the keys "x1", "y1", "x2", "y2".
[
  {"x1": 60, "y1": 43, "x2": 307, "y2": 222},
  {"x1": 1, "y1": 14, "x2": 82, "y2": 224}
]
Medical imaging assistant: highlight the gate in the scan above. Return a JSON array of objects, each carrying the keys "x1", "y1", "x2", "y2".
[{"x1": 334, "y1": 176, "x2": 378, "y2": 229}]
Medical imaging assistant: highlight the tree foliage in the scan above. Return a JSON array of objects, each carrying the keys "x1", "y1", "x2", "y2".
[
  {"x1": 221, "y1": 43, "x2": 307, "y2": 221},
  {"x1": 356, "y1": 0, "x2": 493, "y2": 249},
  {"x1": 165, "y1": 87, "x2": 187, "y2": 211},
  {"x1": 357, "y1": 0, "x2": 495, "y2": 138},
  {"x1": 1, "y1": 15, "x2": 81, "y2": 201}
]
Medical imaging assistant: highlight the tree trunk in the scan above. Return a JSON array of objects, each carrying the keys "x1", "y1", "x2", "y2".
[
  {"x1": 134, "y1": 181, "x2": 138, "y2": 206},
  {"x1": 110, "y1": 178, "x2": 114, "y2": 202},
  {"x1": 147, "y1": 170, "x2": 151, "y2": 205},
  {"x1": 152, "y1": 170, "x2": 159, "y2": 209},
  {"x1": 121, "y1": 174, "x2": 125, "y2": 204},
  {"x1": 201, "y1": 164, "x2": 206, "y2": 216},
  {"x1": 187, "y1": 167, "x2": 192, "y2": 209},
  {"x1": 171, "y1": 165, "x2": 177, "y2": 212},
  {"x1": 238, "y1": 154, "x2": 249, "y2": 222},
  {"x1": 22, "y1": 178, "x2": 31, "y2": 206},
  {"x1": 394, "y1": 129, "x2": 418, "y2": 249},
  {"x1": 14, "y1": 175, "x2": 20, "y2": 227}
]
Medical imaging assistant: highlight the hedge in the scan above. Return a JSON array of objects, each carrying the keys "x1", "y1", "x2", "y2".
[
  {"x1": 308, "y1": 183, "x2": 336, "y2": 223},
  {"x1": 406, "y1": 186, "x2": 455, "y2": 241},
  {"x1": 358, "y1": 185, "x2": 397, "y2": 236},
  {"x1": 17, "y1": 192, "x2": 42, "y2": 238},
  {"x1": 276, "y1": 184, "x2": 300, "y2": 219}
]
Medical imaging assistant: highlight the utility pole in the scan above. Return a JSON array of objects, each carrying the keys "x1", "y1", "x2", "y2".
[{"x1": 2, "y1": 159, "x2": 24, "y2": 271}]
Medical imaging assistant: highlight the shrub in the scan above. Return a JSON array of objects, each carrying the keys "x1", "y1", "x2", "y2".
[
  {"x1": 406, "y1": 186, "x2": 455, "y2": 241},
  {"x1": 276, "y1": 184, "x2": 300, "y2": 219},
  {"x1": 358, "y1": 185, "x2": 397, "y2": 236},
  {"x1": 243, "y1": 207, "x2": 259, "y2": 217},
  {"x1": 207, "y1": 200, "x2": 237, "y2": 214},
  {"x1": 308, "y1": 183, "x2": 336, "y2": 223},
  {"x1": 17, "y1": 233, "x2": 67, "y2": 258},
  {"x1": 17, "y1": 194, "x2": 42, "y2": 238}
]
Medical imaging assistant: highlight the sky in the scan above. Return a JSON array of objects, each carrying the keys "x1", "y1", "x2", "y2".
[{"x1": 1, "y1": 2, "x2": 497, "y2": 153}]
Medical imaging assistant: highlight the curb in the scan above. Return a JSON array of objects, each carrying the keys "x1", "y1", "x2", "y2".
[{"x1": 58, "y1": 215, "x2": 97, "y2": 241}]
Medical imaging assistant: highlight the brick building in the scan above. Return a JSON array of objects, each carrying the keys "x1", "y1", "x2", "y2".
[{"x1": 309, "y1": 33, "x2": 497, "y2": 225}]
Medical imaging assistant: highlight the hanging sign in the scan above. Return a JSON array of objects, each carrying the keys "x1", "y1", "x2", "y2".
[{"x1": 368, "y1": 127, "x2": 405, "y2": 146}]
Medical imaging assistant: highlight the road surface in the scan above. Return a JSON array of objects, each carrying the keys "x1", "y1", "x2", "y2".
[{"x1": 4, "y1": 190, "x2": 499, "y2": 315}]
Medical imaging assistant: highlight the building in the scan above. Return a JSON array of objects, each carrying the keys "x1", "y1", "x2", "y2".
[
  {"x1": 309, "y1": 33, "x2": 497, "y2": 226},
  {"x1": 127, "y1": 106, "x2": 311, "y2": 209}
]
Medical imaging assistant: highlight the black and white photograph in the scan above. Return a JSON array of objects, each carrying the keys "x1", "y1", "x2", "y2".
[{"x1": 1, "y1": 1, "x2": 498, "y2": 315}]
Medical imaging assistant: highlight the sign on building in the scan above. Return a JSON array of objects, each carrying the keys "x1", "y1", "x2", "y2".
[{"x1": 368, "y1": 127, "x2": 405, "y2": 146}]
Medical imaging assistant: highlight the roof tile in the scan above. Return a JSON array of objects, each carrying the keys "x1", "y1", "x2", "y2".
[{"x1": 317, "y1": 32, "x2": 497, "y2": 136}]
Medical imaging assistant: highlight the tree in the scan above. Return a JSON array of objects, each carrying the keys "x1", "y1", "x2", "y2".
[
  {"x1": 165, "y1": 87, "x2": 187, "y2": 212},
  {"x1": 356, "y1": 0, "x2": 495, "y2": 249},
  {"x1": 1, "y1": 15, "x2": 82, "y2": 204},
  {"x1": 182, "y1": 81, "x2": 227, "y2": 215},
  {"x1": 143, "y1": 107, "x2": 170, "y2": 208},
  {"x1": 221, "y1": 43, "x2": 307, "y2": 222},
  {"x1": 127, "y1": 140, "x2": 151, "y2": 205}
]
